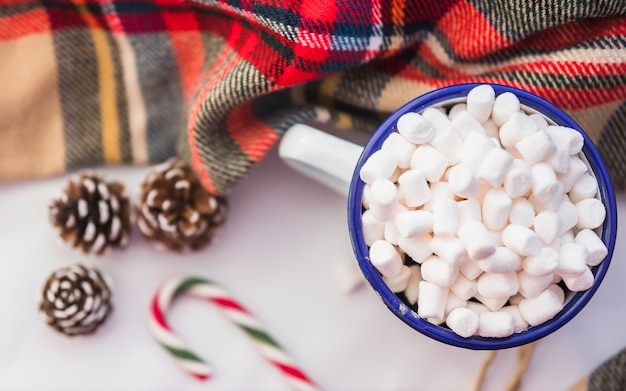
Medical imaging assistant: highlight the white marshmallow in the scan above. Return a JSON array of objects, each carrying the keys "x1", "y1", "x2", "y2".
[
  {"x1": 569, "y1": 173, "x2": 599, "y2": 203},
  {"x1": 381, "y1": 132, "x2": 417, "y2": 169},
  {"x1": 467, "y1": 84, "x2": 495, "y2": 123},
  {"x1": 448, "y1": 103, "x2": 468, "y2": 121},
  {"x1": 529, "y1": 181, "x2": 564, "y2": 212},
  {"x1": 477, "y1": 272, "x2": 519, "y2": 298},
  {"x1": 534, "y1": 210, "x2": 561, "y2": 244},
  {"x1": 503, "y1": 159, "x2": 532, "y2": 198},
  {"x1": 547, "y1": 147, "x2": 570, "y2": 173},
  {"x1": 518, "y1": 270, "x2": 553, "y2": 299},
  {"x1": 518, "y1": 289, "x2": 563, "y2": 326},
  {"x1": 547, "y1": 284, "x2": 565, "y2": 304},
  {"x1": 529, "y1": 113, "x2": 549, "y2": 131},
  {"x1": 448, "y1": 164, "x2": 481, "y2": 199},
  {"x1": 360, "y1": 149, "x2": 398, "y2": 184},
  {"x1": 384, "y1": 219, "x2": 402, "y2": 245},
  {"x1": 362, "y1": 183, "x2": 371, "y2": 209},
  {"x1": 421, "y1": 256, "x2": 459, "y2": 287},
  {"x1": 499, "y1": 112, "x2": 537, "y2": 148},
  {"x1": 575, "y1": 198, "x2": 606, "y2": 230},
  {"x1": 482, "y1": 188, "x2": 512, "y2": 231},
  {"x1": 458, "y1": 221, "x2": 496, "y2": 260},
  {"x1": 557, "y1": 156, "x2": 588, "y2": 193},
  {"x1": 492, "y1": 92, "x2": 521, "y2": 127},
  {"x1": 452, "y1": 110, "x2": 487, "y2": 140},
  {"x1": 446, "y1": 307, "x2": 480, "y2": 338},
  {"x1": 478, "y1": 311, "x2": 515, "y2": 338},
  {"x1": 398, "y1": 234, "x2": 433, "y2": 264},
  {"x1": 457, "y1": 199, "x2": 482, "y2": 227},
  {"x1": 432, "y1": 200, "x2": 459, "y2": 237},
  {"x1": 460, "y1": 258, "x2": 483, "y2": 280},
  {"x1": 575, "y1": 229, "x2": 608, "y2": 266},
  {"x1": 422, "y1": 181, "x2": 455, "y2": 212},
  {"x1": 478, "y1": 148, "x2": 514, "y2": 187},
  {"x1": 403, "y1": 265, "x2": 423, "y2": 304},
  {"x1": 467, "y1": 301, "x2": 490, "y2": 316},
  {"x1": 445, "y1": 291, "x2": 468, "y2": 315},
  {"x1": 531, "y1": 163, "x2": 559, "y2": 202},
  {"x1": 410, "y1": 144, "x2": 448, "y2": 182},
  {"x1": 509, "y1": 198, "x2": 535, "y2": 228},
  {"x1": 556, "y1": 243, "x2": 589, "y2": 278},
  {"x1": 397, "y1": 170, "x2": 431, "y2": 208},
  {"x1": 429, "y1": 236, "x2": 469, "y2": 265},
  {"x1": 369, "y1": 239, "x2": 403, "y2": 277},
  {"x1": 500, "y1": 305, "x2": 529, "y2": 332},
  {"x1": 559, "y1": 229, "x2": 575, "y2": 245},
  {"x1": 383, "y1": 265, "x2": 412, "y2": 292},
  {"x1": 417, "y1": 281, "x2": 449, "y2": 320},
  {"x1": 423, "y1": 108, "x2": 463, "y2": 164},
  {"x1": 523, "y1": 247, "x2": 559, "y2": 276},
  {"x1": 450, "y1": 273, "x2": 477, "y2": 301},
  {"x1": 502, "y1": 224, "x2": 541, "y2": 256},
  {"x1": 562, "y1": 268, "x2": 594, "y2": 292},
  {"x1": 483, "y1": 119, "x2": 499, "y2": 139},
  {"x1": 395, "y1": 210, "x2": 433, "y2": 238},
  {"x1": 457, "y1": 132, "x2": 495, "y2": 174},
  {"x1": 477, "y1": 246, "x2": 521, "y2": 273},
  {"x1": 362, "y1": 210, "x2": 385, "y2": 246},
  {"x1": 475, "y1": 292, "x2": 509, "y2": 312},
  {"x1": 369, "y1": 179, "x2": 398, "y2": 221},
  {"x1": 546, "y1": 125, "x2": 584, "y2": 155},
  {"x1": 516, "y1": 130, "x2": 556, "y2": 164},
  {"x1": 396, "y1": 112, "x2": 435, "y2": 144},
  {"x1": 557, "y1": 200, "x2": 578, "y2": 234}
]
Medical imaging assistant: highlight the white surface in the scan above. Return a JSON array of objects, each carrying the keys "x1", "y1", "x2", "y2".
[{"x1": 0, "y1": 146, "x2": 624, "y2": 391}]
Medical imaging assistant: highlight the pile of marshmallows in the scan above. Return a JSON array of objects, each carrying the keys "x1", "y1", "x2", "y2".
[{"x1": 361, "y1": 84, "x2": 608, "y2": 339}]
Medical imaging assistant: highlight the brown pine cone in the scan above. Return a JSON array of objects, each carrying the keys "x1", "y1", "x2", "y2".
[
  {"x1": 38, "y1": 264, "x2": 113, "y2": 336},
  {"x1": 49, "y1": 172, "x2": 132, "y2": 255},
  {"x1": 136, "y1": 159, "x2": 228, "y2": 252}
]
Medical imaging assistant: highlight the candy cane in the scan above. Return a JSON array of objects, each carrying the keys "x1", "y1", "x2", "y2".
[{"x1": 149, "y1": 276, "x2": 318, "y2": 391}]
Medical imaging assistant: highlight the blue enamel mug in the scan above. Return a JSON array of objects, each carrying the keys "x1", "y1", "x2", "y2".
[{"x1": 279, "y1": 83, "x2": 617, "y2": 349}]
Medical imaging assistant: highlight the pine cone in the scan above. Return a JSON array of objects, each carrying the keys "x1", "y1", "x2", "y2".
[
  {"x1": 136, "y1": 159, "x2": 227, "y2": 252},
  {"x1": 49, "y1": 172, "x2": 132, "y2": 255},
  {"x1": 38, "y1": 264, "x2": 113, "y2": 336}
]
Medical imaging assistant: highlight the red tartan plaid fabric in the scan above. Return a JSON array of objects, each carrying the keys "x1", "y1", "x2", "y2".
[{"x1": 1, "y1": 0, "x2": 625, "y2": 196}]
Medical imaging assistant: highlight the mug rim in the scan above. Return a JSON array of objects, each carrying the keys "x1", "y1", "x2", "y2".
[{"x1": 347, "y1": 83, "x2": 618, "y2": 350}]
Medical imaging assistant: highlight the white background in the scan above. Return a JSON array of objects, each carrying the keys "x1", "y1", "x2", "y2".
[{"x1": 0, "y1": 145, "x2": 624, "y2": 391}]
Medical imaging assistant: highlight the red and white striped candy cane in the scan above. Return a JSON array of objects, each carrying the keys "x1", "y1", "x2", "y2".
[{"x1": 149, "y1": 276, "x2": 318, "y2": 391}]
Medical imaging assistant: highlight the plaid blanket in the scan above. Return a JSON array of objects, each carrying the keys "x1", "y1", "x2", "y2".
[{"x1": 1, "y1": 0, "x2": 625, "y2": 196}]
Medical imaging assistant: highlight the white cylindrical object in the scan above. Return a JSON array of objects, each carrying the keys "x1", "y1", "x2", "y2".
[
  {"x1": 381, "y1": 132, "x2": 417, "y2": 169},
  {"x1": 420, "y1": 256, "x2": 459, "y2": 287},
  {"x1": 450, "y1": 273, "x2": 477, "y2": 301},
  {"x1": 422, "y1": 182, "x2": 455, "y2": 212},
  {"x1": 457, "y1": 199, "x2": 482, "y2": 227},
  {"x1": 478, "y1": 311, "x2": 515, "y2": 338},
  {"x1": 432, "y1": 200, "x2": 459, "y2": 237},
  {"x1": 395, "y1": 210, "x2": 434, "y2": 238},
  {"x1": 447, "y1": 307, "x2": 480, "y2": 338},
  {"x1": 448, "y1": 164, "x2": 481, "y2": 199},
  {"x1": 398, "y1": 234, "x2": 433, "y2": 264},
  {"x1": 556, "y1": 243, "x2": 589, "y2": 278},
  {"x1": 500, "y1": 305, "x2": 529, "y2": 332},
  {"x1": 369, "y1": 239, "x2": 403, "y2": 277},
  {"x1": 429, "y1": 236, "x2": 469, "y2": 265},
  {"x1": 503, "y1": 159, "x2": 532, "y2": 198},
  {"x1": 477, "y1": 246, "x2": 521, "y2": 273},
  {"x1": 457, "y1": 132, "x2": 495, "y2": 174},
  {"x1": 569, "y1": 173, "x2": 599, "y2": 204},
  {"x1": 482, "y1": 188, "x2": 512, "y2": 231},
  {"x1": 531, "y1": 163, "x2": 559, "y2": 202},
  {"x1": 557, "y1": 200, "x2": 578, "y2": 235},
  {"x1": 448, "y1": 103, "x2": 468, "y2": 121},
  {"x1": 515, "y1": 130, "x2": 556, "y2": 165},
  {"x1": 466, "y1": 84, "x2": 495, "y2": 123},
  {"x1": 533, "y1": 210, "x2": 561, "y2": 244},
  {"x1": 477, "y1": 148, "x2": 514, "y2": 188},
  {"x1": 369, "y1": 179, "x2": 398, "y2": 221},
  {"x1": 575, "y1": 197, "x2": 606, "y2": 230},
  {"x1": 499, "y1": 112, "x2": 538, "y2": 149},
  {"x1": 362, "y1": 210, "x2": 385, "y2": 246},
  {"x1": 518, "y1": 289, "x2": 564, "y2": 326},
  {"x1": 546, "y1": 125, "x2": 584, "y2": 155},
  {"x1": 518, "y1": 270, "x2": 554, "y2": 299},
  {"x1": 417, "y1": 281, "x2": 449, "y2": 320},
  {"x1": 492, "y1": 92, "x2": 521, "y2": 127},
  {"x1": 397, "y1": 169, "x2": 431, "y2": 208},
  {"x1": 458, "y1": 221, "x2": 496, "y2": 260},
  {"x1": 557, "y1": 156, "x2": 588, "y2": 193},
  {"x1": 502, "y1": 224, "x2": 541, "y2": 256},
  {"x1": 359, "y1": 149, "x2": 399, "y2": 184},
  {"x1": 383, "y1": 265, "x2": 412, "y2": 292},
  {"x1": 523, "y1": 247, "x2": 559, "y2": 276},
  {"x1": 575, "y1": 228, "x2": 608, "y2": 266},
  {"x1": 562, "y1": 267, "x2": 594, "y2": 292},
  {"x1": 396, "y1": 112, "x2": 436, "y2": 144},
  {"x1": 509, "y1": 198, "x2": 535, "y2": 228},
  {"x1": 410, "y1": 144, "x2": 449, "y2": 183},
  {"x1": 451, "y1": 110, "x2": 487, "y2": 140},
  {"x1": 477, "y1": 271, "x2": 519, "y2": 298}
]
